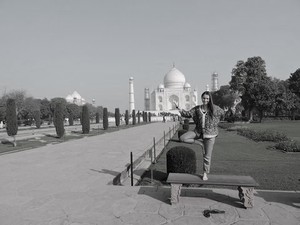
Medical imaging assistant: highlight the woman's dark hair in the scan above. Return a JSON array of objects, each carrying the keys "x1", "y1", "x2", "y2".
[{"x1": 201, "y1": 91, "x2": 214, "y2": 118}]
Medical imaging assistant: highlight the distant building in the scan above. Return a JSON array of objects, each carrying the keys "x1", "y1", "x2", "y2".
[
  {"x1": 145, "y1": 65, "x2": 198, "y2": 112},
  {"x1": 211, "y1": 72, "x2": 219, "y2": 92},
  {"x1": 66, "y1": 91, "x2": 86, "y2": 106}
]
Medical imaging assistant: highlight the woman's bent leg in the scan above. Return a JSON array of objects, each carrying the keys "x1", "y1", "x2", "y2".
[
  {"x1": 179, "y1": 131, "x2": 197, "y2": 143},
  {"x1": 203, "y1": 137, "x2": 216, "y2": 174}
]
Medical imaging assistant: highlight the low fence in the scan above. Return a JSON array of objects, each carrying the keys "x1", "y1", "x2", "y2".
[{"x1": 112, "y1": 122, "x2": 181, "y2": 185}]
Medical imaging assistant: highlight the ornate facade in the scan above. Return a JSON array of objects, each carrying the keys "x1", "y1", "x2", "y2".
[{"x1": 145, "y1": 66, "x2": 198, "y2": 112}]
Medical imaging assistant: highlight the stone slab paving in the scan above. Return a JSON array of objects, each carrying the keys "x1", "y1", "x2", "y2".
[{"x1": 0, "y1": 121, "x2": 299, "y2": 225}]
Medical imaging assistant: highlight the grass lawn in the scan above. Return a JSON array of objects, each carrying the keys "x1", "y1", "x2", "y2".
[
  {"x1": 232, "y1": 120, "x2": 300, "y2": 142},
  {"x1": 139, "y1": 123, "x2": 300, "y2": 191},
  {"x1": 0, "y1": 123, "x2": 146, "y2": 155}
]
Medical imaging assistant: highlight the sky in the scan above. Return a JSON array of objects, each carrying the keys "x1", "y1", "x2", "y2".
[{"x1": 1, "y1": 0, "x2": 300, "y2": 112}]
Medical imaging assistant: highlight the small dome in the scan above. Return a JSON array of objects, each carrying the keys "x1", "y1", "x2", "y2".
[
  {"x1": 158, "y1": 84, "x2": 164, "y2": 89},
  {"x1": 184, "y1": 82, "x2": 191, "y2": 88},
  {"x1": 72, "y1": 91, "x2": 82, "y2": 99},
  {"x1": 164, "y1": 67, "x2": 186, "y2": 88}
]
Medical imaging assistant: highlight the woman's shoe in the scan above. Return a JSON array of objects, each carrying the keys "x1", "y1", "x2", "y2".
[{"x1": 203, "y1": 172, "x2": 208, "y2": 181}]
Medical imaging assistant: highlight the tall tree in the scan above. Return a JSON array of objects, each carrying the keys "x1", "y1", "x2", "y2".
[
  {"x1": 6, "y1": 99, "x2": 18, "y2": 146},
  {"x1": 231, "y1": 56, "x2": 268, "y2": 121},
  {"x1": 288, "y1": 68, "x2": 300, "y2": 98}
]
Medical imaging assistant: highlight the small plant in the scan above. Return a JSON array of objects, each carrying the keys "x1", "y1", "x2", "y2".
[
  {"x1": 166, "y1": 146, "x2": 196, "y2": 174},
  {"x1": 275, "y1": 141, "x2": 300, "y2": 152},
  {"x1": 82, "y1": 105, "x2": 90, "y2": 134},
  {"x1": 115, "y1": 108, "x2": 120, "y2": 126},
  {"x1": 103, "y1": 108, "x2": 108, "y2": 130},
  {"x1": 6, "y1": 98, "x2": 18, "y2": 146},
  {"x1": 54, "y1": 102, "x2": 65, "y2": 138}
]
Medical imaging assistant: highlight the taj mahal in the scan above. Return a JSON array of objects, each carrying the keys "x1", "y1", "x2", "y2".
[{"x1": 144, "y1": 66, "x2": 198, "y2": 113}]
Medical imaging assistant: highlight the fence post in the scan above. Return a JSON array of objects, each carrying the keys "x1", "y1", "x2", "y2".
[
  {"x1": 153, "y1": 137, "x2": 156, "y2": 163},
  {"x1": 169, "y1": 127, "x2": 171, "y2": 139},
  {"x1": 130, "y1": 152, "x2": 133, "y2": 186},
  {"x1": 164, "y1": 131, "x2": 166, "y2": 147}
]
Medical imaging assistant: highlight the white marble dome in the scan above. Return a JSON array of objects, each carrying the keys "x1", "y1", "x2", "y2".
[
  {"x1": 184, "y1": 82, "x2": 191, "y2": 88},
  {"x1": 158, "y1": 84, "x2": 164, "y2": 89},
  {"x1": 164, "y1": 67, "x2": 186, "y2": 88}
]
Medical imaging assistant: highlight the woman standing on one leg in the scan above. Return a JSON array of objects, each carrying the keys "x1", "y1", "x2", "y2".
[{"x1": 174, "y1": 91, "x2": 239, "y2": 181}]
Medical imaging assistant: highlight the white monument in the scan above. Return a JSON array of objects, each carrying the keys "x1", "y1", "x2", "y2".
[
  {"x1": 66, "y1": 91, "x2": 86, "y2": 106},
  {"x1": 146, "y1": 65, "x2": 198, "y2": 112},
  {"x1": 129, "y1": 77, "x2": 135, "y2": 113}
]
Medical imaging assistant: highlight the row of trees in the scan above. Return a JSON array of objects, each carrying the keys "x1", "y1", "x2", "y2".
[
  {"x1": 212, "y1": 56, "x2": 300, "y2": 122},
  {"x1": 0, "y1": 91, "x2": 115, "y2": 127},
  {"x1": 4, "y1": 96, "x2": 152, "y2": 146}
]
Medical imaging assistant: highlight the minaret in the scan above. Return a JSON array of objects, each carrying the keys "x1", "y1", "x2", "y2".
[
  {"x1": 129, "y1": 77, "x2": 135, "y2": 113},
  {"x1": 211, "y1": 72, "x2": 219, "y2": 92},
  {"x1": 144, "y1": 88, "x2": 150, "y2": 111},
  {"x1": 206, "y1": 84, "x2": 210, "y2": 91}
]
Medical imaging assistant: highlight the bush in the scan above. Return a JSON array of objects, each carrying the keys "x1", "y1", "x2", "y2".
[
  {"x1": 95, "y1": 112, "x2": 100, "y2": 124},
  {"x1": 115, "y1": 108, "x2": 120, "y2": 126},
  {"x1": 237, "y1": 128, "x2": 289, "y2": 142},
  {"x1": 137, "y1": 110, "x2": 140, "y2": 123},
  {"x1": 33, "y1": 110, "x2": 41, "y2": 128},
  {"x1": 54, "y1": 102, "x2": 65, "y2": 138},
  {"x1": 103, "y1": 108, "x2": 108, "y2": 130},
  {"x1": 132, "y1": 110, "x2": 136, "y2": 125},
  {"x1": 275, "y1": 141, "x2": 300, "y2": 152},
  {"x1": 148, "y1": 112, "x2": 151, "y2": 123},
  {"x1": 6, "y1": 99, "x2": 18, "y2": 146},
  {"x1": 68, "y1": 113, "x2": 74, "y2": 126},
  {"x1": 125, "y1": 110, "x2": 129, "y2": 125},
  {"x1": 167, "y1": 146, "x2": 196, "y2": 174},
  {"x1": 182, "y1": 124, "x2": 189, "y2": 130},
  {"x1": 178, "y1": 129, "x2": 188, "y2": 139},
  {"x1": 184, "y1": 119, "x2": 189, "y2": 124},
  {"x1": 82, "y1": 105, "x2": 90, "y2": 134}
]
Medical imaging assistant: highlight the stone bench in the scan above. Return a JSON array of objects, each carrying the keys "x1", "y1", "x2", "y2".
[{"x1": 166, "y1": 173, "x2": 259, "y2": 208}]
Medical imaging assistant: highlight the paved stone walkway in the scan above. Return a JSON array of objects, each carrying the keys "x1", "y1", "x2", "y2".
[{"x1": 0, "y1": 122, "x2": 299, "y2": 225}]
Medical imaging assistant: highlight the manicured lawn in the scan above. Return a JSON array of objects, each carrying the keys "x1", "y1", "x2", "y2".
[
  {"x1": 232, "y1": 120, "x2": 300, "y2": 142},
  {"x1": 139, "y1": 123, "x2": 300, "y2": 191}
]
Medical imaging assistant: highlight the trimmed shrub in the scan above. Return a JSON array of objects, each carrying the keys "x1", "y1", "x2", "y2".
[
  {"x1": 125, "y1": 110, "x2": 129, "y2": 125},
  {"x1": 6, "y1": 99, "x2": 18, "y2": 146},
  {"x1": 178, "y1": 129, "x2": 188, "y2": 139},
  {"x1": 115, "y1": 108, "x2": 120, "y2": 126},
  {"x1": 237, "y1": 128, "x2": 289, "y2": 142},
  {"x1": 167, "y1": 146, "x2": 196, "y2": 174},
  {"x1": 82, "y1": 105, "x2": 90, "y2": 134},
  {"x1": 182, "y1": 124, "x2": 189, "y2": 130},
  {"x1": 103, "y1": 107, "x2": 108, "y2": 130},
  {"x1": 184, "y1": 119, "x2": 189, "y2": 124},
  {"x1": 33, "y1": 110, "x2": 41, "y2": 128},
  {"x1": 68, "y1": 112, "x2": 74, "y2": 126},
  {"x1": 132, "y1": 109, "x2": 136, "y2": 125},
  {"x1": 148, "y1": 112, "x2": 151, "y2": 123},
  {"x1": 137, "y1": 110, "x2": 140, "y2": 123},
  {"x1": 275, "y1": 141, "x2": 300, "y2": 152},
  {"x1": 95, "y1": 112, "x2": 100, "y2": 124},
  {"x1": 54, "y1": 102, "x2": 65, "y2": 138}
]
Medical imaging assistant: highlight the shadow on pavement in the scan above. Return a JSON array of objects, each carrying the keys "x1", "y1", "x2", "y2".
[
  {"x1": 137, "y1": 186, "x2": 246, "y2": 209},
  {"x1": 256, "y1": 190, "x2": 300, "y2": 208}
]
